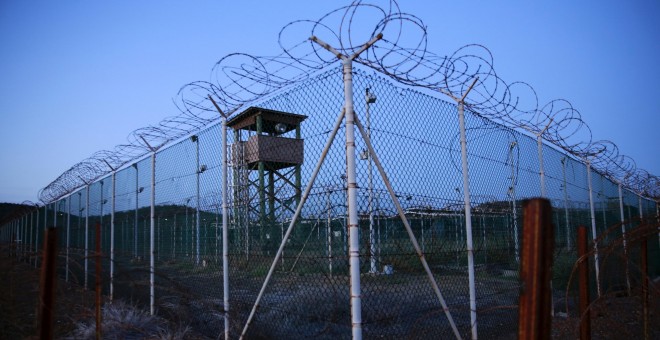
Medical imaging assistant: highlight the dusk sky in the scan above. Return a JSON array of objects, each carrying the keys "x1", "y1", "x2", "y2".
[{"x1": 1, "y1": 0, "x2": 659, "y2": 204}]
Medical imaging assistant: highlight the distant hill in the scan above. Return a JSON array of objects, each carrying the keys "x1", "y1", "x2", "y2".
[{"x1": 0, "y1": 203, "x2": 34, "y2": 225}]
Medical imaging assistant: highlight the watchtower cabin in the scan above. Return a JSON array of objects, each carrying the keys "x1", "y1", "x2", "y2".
[{"x1": 228, "y1": 107, "x2": 307, "y2": 253}]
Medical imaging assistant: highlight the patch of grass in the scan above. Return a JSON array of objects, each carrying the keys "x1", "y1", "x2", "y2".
[{"x1": 68, "y1": 300, "x2": 192, "y2": 339}]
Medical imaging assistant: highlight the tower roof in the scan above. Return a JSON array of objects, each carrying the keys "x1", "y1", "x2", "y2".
[{"x1": 227, "y1": 106, "x2": 308, "y2": 135}]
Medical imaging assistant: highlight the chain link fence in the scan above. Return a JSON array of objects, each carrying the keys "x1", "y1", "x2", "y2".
[{"x1": 1, "y1": 65, "x2": 658, "y2": 338}]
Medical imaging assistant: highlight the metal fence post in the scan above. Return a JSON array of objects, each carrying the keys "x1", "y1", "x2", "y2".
[
  {"x1": 66, "y1": 196, "x2": 71, "y2": 283},
  {"x1": 222, "y1": 112, "x2": 230, "y2": 340},
  {"x1": 657, "y1": 201, "x2": 660, "y2": 249},
  {"x1": 133, "y1": 163, "x2": 139, "y2": 259},
  {"x1": 53, "y1": 201, "x2": 57, "y2": 231},
  {"x1": 102, "y1": 159, "x2": 117, "y2": 301},
  {"x1": 110, "y1": 171, "x2": 116, "y2": 301},
  {"x1": 309, "y1": 32, "x2": 381, "y2": 340},
  {"x1": 640, "y1": 230, "x2": 649, "y2": 339},
  {"x1": 41, "y1": 204, "x2": 47, "y2": 268},
  {"x1": 537, "y1": 135, "x2": 547, "y2": 198},
  {"x1": 561, "y1": 158, "x2": 571, "y2": 249},
  {"x1": 85, "y1": 184, "x2": 90, "y2": 290},
  {"x1": 39, "y1": 227, "x2": 58, "y2": 340},
  {"x1": 209, "y1": 96, "x2": 232, "y2": 340},
  {"x1": 193, "y1": 135, "x2": 201, "y2": 266},
  {"x1": 617, "y1": 183, "x2": 631, "y2": 295},
  {"x1": 29, "y1": 210, "x2": 34, "y2": 262},
  {"x1": 35, "y1": 206, "x2": 41, "y2": 268},
  {"x1": 20, "y1": 215, "x2": 24, "y2": 258},
  {"x1": 366, "y1": 88, "x2": 378, "y2": 274},
  {"x1": 441, "y1": 77, "x2": 480, "y2": 340},
  {"x1": 95, "y1": 222, "x2": 102, "y2": 339},
  {"x1": 208, "y1": 96, "x2": 231, "y2": 339},
  {"x1": 342, "y1": 56, "x2": 364, "y2": 340},
  {"x1": 577, "y1": 226, "x2": 591, "y2": 340},
  {"x1": 150, "y1": 151, "x2": 156, "y2": 315},
  {"x1": 585, "y1": 160, "x2": 601, "y2": 297},
  {"x1": 518, "y1": 199, "x2": 553, "y2": 340}
]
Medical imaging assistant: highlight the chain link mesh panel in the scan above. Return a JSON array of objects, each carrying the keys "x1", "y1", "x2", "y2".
[{"x1": 1, "y1": 64, "x2": 659, "y2": 339}]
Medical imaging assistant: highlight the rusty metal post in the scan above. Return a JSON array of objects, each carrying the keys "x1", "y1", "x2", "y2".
[
  {"x1": 577, "y1": 226, "x2": 591, "y2": 340},
  {"x1": 518, "y1": 198, "x2": 554, "y2": 340},
  {"x1": 95, "y1": 222, "x2": 102, "y2": 340},
  {"x1": 641, "y1": 233, "x2": 648, "y2": 340},
  {"x1": 39, "y1": 227, "x2": 57, "y2": 340}
]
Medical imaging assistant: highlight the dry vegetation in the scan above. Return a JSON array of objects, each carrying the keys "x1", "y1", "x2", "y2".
[{"x1": 1, "y1": 243, "x2": 657, "y2": 339}]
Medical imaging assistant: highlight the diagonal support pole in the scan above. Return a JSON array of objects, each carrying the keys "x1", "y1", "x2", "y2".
[
  {"x1": 355, "y1": 114, "x2": 462, "y2": 339},
  {"x1": 240, "y1": 108, "x2": 346, "y2": 339}
]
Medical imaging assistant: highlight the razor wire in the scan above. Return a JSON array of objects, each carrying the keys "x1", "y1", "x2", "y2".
[{"x1": 37, "y1": 0, "x2": 658, "y2": 204}]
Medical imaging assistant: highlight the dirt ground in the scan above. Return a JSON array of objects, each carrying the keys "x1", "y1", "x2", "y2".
[
  {"x1": 0, "y1": 251, "x2": 89, "y2": 339},
  {"x1": 551, "y1": 290, "x2": 660, "y2": 339},
  {"x1": 1, "y1": 248, "x2": 657, "y2": 339},
  {"x1": 0, "y1": 249, "x2": 213, "y2": 339}
]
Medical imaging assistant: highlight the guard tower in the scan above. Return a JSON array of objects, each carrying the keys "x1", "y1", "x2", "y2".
[{"x1": 228, "y1": 107, "x2": 307, "y2": 254}]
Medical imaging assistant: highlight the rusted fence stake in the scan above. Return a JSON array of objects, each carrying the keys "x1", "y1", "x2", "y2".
[
  {"x1": 640, "y1": 232, "x2": 648, "y2": 340},
  {"x1": 518, "y1": 198, "x2": 554, "y2": 340},
  {"x1": 39, "y1": 227, "x2": 57, "y2": 340},
  {"x1": 95, "y1": 222, "x2": 102, "y2": 340},
  {"x1": 577, "y1": 226, "x2": 591, "y2": 340}
]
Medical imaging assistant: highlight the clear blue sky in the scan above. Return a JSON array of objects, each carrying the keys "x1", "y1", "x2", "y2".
[{"x1": 1, "y1": 0, "x2": 658, "y2": 204}]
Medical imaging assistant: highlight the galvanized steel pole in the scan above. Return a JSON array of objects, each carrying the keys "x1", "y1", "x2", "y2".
[
  {"x1": 85, "y1": 184, "x2": 90, "y2": 290},
  {"x1": 134, "y1": 163, "x2": 139, "y2": 259},
  {"x1": 209, "y1": 95, "x2": 231, "y2": 340},
  {"x1": 137, "y1": 135, "x2": 159, "y2": 315},
  {"x1": 441, "y1": 76, "x2": 479, "y2": 340},
  {"x1": 340, "y1": 56, "x2": 364, "y2": 340},
  {"x1": 561, "y1": 158, "x2": 571, "y2": 250},
  {"x1": 657, "y1": 201, "x2": 660, "y2": 249},
  {"x1": 66, "y1": 197, "x2": 71, "y2": 282},
  {"x1": 18, "y1": 214, "x2": 22, "y2": 257},
  {"x1": 309, "y1": 33, "x2": 382, "y2": 340},
  {"x1": 586, "y1": 161, "x2": 601, "y2": 297},
  {"x1": 53, "y1": 202, "x2": 57, "y2": 228},
  {"x1": 194, "y1": 135, "x2": 201, "y2": 266},
  {"x1": 640, "y1": 231, "x2": 649, "y2": 339},
  {"x1": 110, "y1": 171, "x2": 116, "y2": 301},
  {"x1": 366, "y1": 88, "x2": 377, "y2": 274},
  {"x1": 510, "y1": 143, "x2": 520, "y2": 262},
  {"x1": 100, "y1": 180, "x2": 104, "y2": 247},
  {"x1": 458, "y1": 99, "x2": 478, "y2": 340},
  {"x1": 29, "y1": 209, "x2": 34, "y2": 264},
  {"x1": 536, "y1": 120, "x2": 552, "y2": 198},
  {"x1": 617, "y1": 183, "x2": 631, "y2": 295},
  {"x1": 36, "y1": 206, "x2": 41, "y2": 268},
  {"x1": 221, "y1": 115, "x2": 230, "y2": 340},
  {"x1": 150, "y1": 152, "x2": 156, "y2": 315}
]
